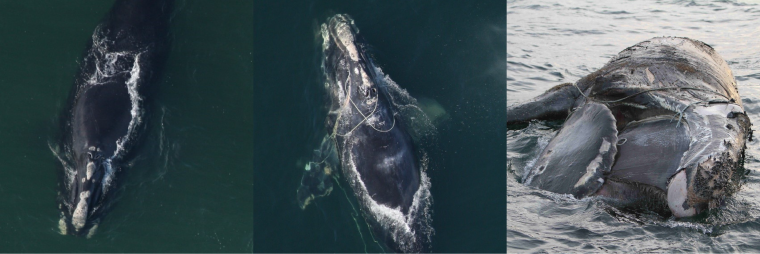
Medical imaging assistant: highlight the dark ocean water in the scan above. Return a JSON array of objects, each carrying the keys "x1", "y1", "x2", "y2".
[
  {"x1": 509, "y1": 0, "x2": 760, "y2": 252},
  {"x1": 0, "y1": 1, "x2": 253, "y2": 252},
  {"x1": 254, "y1": 1, "x2": 506, "y2": 253}
]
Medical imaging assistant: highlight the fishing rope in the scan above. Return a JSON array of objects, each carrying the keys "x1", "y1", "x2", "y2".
[
  {"x1": 334, "y1": 80, "x2": 396, "y2": 137},
  {"x1": 333, "y1": 174, "x2": 384, "y2": 253},
  {"x1": 349, "y1": 89, "x2": 396, "y2": 133},
  {"x1": 572, "y1": 82, "x2": 735, "y2": 126},
  {"x1": 572, "y1": 82, "x2": 732, "y2": 104}
]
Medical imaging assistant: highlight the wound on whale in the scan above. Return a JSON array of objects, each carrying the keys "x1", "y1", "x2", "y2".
[
  {"x1": 297, "y1": 14, "x2": 435, "y2": 252},
  {"x1": 55, "y1": 0, "x2": 171, "y2": 237},
  {"x1": 508, "y1": 37, "x2": 752, "y2": 218}
]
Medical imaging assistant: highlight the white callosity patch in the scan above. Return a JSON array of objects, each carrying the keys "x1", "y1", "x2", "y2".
[
  {"x1": 335, "y1": 20, "x2": 359, "y2": 61},
  {"x1": 86, "y1": 161, "x2": 95, "y2": 180},
  {"x1": 72, "y1": 191, "x2": 91, "y2": 231},
  {"x1": 575, "y1": 138, "x2": 611, "y2": 188},
  {"x1": 58, "y1": 216, "x2": 67, "y2": 235}
]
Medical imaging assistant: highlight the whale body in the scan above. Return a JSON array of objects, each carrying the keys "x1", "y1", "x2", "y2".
[
  {"x1": 508, "y1": 37, "x2": 752, "y2": 217},
  {"x1": 297, "y1": 14, "x2": 434, "y2": 252},
  {"x1": 56, "y1": 0, "x2": 171, "y2": 236}
]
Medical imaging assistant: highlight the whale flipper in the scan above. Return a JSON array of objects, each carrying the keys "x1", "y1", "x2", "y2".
[
  {"x1": 507, "y1": 83, "x2": 582, "y2": 125},
  {"x1": 525, "y1": 102, "x2": 618, "y2": 198},
  {"x1": 608, "y1": 117, "x2": 690, "y2": 191}
]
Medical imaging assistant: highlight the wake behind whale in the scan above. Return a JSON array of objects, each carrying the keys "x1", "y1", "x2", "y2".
[{"x1": 298, "y1": 14, "x2": 436, "y2": 252}]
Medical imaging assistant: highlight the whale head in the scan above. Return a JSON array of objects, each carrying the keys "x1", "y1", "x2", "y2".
[
  {"x1": 320, "y1": 14, "x2": 383, "y2": 114},
  {"x1": 59, "y1": 149, "x2": 114, "y2": 237}
]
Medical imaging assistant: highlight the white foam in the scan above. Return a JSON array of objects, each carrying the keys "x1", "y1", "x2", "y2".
[
  {"x1": 320, "y1": 23, "x2": 330, "y2": 52},
  {"x1": 112, "y1": 52, "x2": 143, "y2": 161},
  {"x1": 86, "y1": 25, "x2": 133, "y2": 86},
  {"x1": 342, "y1": 151, "x2": 432, "y2": 252},
  {"x1": 102, "y1": 159, "x2": 115, "y2": 195}
]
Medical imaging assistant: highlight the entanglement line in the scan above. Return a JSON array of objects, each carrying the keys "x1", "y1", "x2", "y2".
[
  {"x1": 572, "y1": 83, "x2": 735, "y2": 127},
  {"x1": 333, "y1": 175, "x2": 384, "y2": 253},
  {"x1": 572, "y1": 83, "x2": 732, "y2": 104},
  {"x1": 334, "y1": 84, "x2": 395, "y2": 137}
]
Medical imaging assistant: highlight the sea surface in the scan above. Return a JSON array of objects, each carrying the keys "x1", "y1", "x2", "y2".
[
  {"x1": 0, "y1": 1, "x2": 253, "y2": 252},
  {"x1": 254, "y1": 1, "x2": 506, "y2": 253},
  {"x1": 508, "y1": 0, "x2": 760, "y2": 252}
]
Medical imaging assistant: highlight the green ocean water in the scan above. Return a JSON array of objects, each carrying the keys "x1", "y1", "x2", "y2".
[
  {"x1": 254, "y1": 1, "x2": 506, "y2": 252},
  {"x1": 0, "y1": 0, "x2": 253, "y2": 252}
]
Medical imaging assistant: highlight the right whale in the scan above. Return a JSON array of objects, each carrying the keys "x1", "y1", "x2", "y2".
[
  {"x1": 508, "y1": 37, "x2": 752, "y2": 217},
  {"x1": 55, "y1": 0, "x2": 171, "y2": 237},
  {"x1": 297, "y1": 14, "x2": 434, "y2": 252}
]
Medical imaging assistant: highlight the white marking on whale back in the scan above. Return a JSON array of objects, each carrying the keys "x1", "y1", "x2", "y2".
[
  {"x1": 694, "y1": 103, "x2": 742, "y2": 117},
  {"x1": 378, "y1": 151, "x2": 405, "y2": 173},
  {"x1": 646, "y1": 67, "x2": 655, "y2": 84},
  {"x1": 575, "y1": 138, "x2": 611, "y2": 188},
  {"x1": 72, "y1": 191, "x2": 91, "y2": 231}
]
